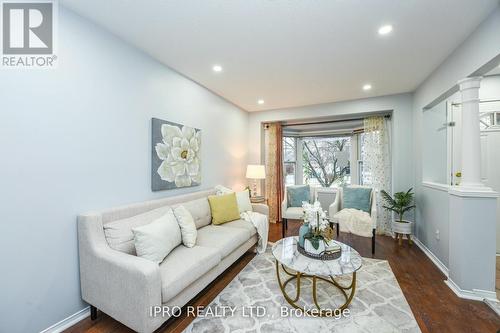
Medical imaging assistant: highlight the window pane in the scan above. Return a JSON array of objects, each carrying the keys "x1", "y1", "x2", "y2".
[
  {"x1": 284, "y1": 162, "x2": 296, "y2": 186},
  {"x1": 283, "y1": 137, "x2": 296, "y2": 162},
  {"x1": 302, "y1": 136, "x2": 351, "y2": 188}
]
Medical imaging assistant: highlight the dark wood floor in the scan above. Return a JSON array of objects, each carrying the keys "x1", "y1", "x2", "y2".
[{"x1": 67, "y1": 220, "x2": 500, "y2": 333}]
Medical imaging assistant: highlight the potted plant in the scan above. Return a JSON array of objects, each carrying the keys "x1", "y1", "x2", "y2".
[{"x1": 381, "y1": 188, "x2": 416, "y2": 235}]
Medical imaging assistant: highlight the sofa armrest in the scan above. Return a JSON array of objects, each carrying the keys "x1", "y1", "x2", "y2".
[
  {"x1": 252, "y1": 203, "x2": 269, "y2": 216},
  {"x1": 78, "y1": 215, "x2": 163, "y2": 332}
]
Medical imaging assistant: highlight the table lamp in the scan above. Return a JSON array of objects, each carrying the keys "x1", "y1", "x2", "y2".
[{"x1": 246, "y1": 164, "x2": 266, "y2": 198}]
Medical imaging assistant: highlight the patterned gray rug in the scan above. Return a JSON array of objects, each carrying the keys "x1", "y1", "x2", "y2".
[{"x1": 184, "y1": 248, "x2": 421, "y2": 333}]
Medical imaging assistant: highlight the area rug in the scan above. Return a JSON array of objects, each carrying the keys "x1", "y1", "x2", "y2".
[{"x1": 184, "y1": 248, "x2": 421, "y2": 333}]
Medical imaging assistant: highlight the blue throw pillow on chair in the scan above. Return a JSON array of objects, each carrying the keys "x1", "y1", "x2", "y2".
[
  {"x1": 287, "y1": 185, "x2": 311, "y2": 207},
  {"x1": 343, "y1": 186, "x2": 372, "y2": 213}
]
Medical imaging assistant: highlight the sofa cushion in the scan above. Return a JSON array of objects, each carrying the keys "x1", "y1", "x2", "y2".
[
  {"x1": 343, "y1": 186, "x2": 372, "y2": 213},
  {"x1": 103, "y1": 206, "x2": 171, "y2": 255},
  {"x1": 287, "y1": 185, "x2": 311, "y2": 207},
  {"x1": 236, "y1": 190, "x2": 253, "y2": 213},
  {"x1": 173, "y1": 205, "x2": 197, "y2": 247},
  {"x1": 196, "y1": 225, "x2": 250, "y2": 258},
  {"x1": 207, "y1": 193, "x2": 241, "y2": 225},
  {"x1": 131, "y1": 208, "x2": 182, "y2": 263},
  {"x1": 178, "y1": 197, "x2": 212, "y2": 229},
  {"x1": 159, "y1": 245, "x2": 220, "y2": 303},
  {"x1": 215, "y1": 185, "x2": 253, "y2": 213},
  {"x1": 219, "y1": 219, "x2": 257, "y2": 238}
]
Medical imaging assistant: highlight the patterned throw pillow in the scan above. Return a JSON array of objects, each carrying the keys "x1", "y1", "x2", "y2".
[{"x1": 287, "y1": 185, "x2": 311, "y2": 207}]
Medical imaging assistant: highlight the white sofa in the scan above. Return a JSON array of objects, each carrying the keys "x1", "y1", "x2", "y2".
[
  {"x1": 78, "y1": 188, "x2": 268, "y2": 333},
  {"x1": 329, "y1": 185, "x2": 377, "y2": 253}
]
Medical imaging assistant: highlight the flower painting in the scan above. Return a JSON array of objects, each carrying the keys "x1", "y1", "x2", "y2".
[{"x1": 151, "y1": 118, "x2": 201, "y2": 191}]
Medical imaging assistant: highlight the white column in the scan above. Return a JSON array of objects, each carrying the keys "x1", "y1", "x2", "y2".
[
  {"x1": 457, "y1": 77, "x2": 484, "y2": 189},
  {"x1": 447, "y1": 77, "x2": 498, "y2": 300}
]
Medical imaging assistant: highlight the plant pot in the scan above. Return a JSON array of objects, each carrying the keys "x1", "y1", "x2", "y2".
[
  {"x1": 304, "y1": 238, "x2": 325, "y2": 255},
  {"x1": 392, "y1": 220, "x2": 412, "y2": 234}
]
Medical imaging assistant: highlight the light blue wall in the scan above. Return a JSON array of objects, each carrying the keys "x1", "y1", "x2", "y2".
[
  {"x1": 413, "y1": 6, "x2": 500, "y2": 266},
  {"x1": 0, "y1": 8, "x2": 248, "y2": 333},
  {"x1": 422, "y1": 100, "x2": 448, "y2": 184},
  {"x1": 419, "y1": 187, "x2": 450, "y2": 267}
]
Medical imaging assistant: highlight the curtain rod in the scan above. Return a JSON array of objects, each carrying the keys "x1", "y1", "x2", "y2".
[{"x1": 282, "y1": 114, "x2": 391, "y2": 127}]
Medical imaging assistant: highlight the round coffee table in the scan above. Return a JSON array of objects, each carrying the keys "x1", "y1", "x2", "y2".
[{"x1": 272, "y1": 236, "x2": 362, "y2": 316}]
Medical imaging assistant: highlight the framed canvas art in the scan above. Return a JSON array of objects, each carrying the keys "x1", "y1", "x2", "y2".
[{"x1": 151, "y1": 118, "x2": 201, "y2": 191}]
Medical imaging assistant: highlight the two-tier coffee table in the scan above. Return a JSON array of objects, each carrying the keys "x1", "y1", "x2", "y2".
[{"x1": 272, "y1": 236, "x2": 362, "y2": 316}]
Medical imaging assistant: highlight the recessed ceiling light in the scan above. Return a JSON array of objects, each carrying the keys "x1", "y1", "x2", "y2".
[
  {"x1": 257, "y1": 99, "x2": 265, "y2": 105},
  {"x1": 212, "y1": 65, "x2": 222, "y2": 72},
  {"x1": 378, "y1": 24, "x2": 393, "y2": 35},
  {"x1": 363, "y1": 84, "x2": 372, "y2": 91}
]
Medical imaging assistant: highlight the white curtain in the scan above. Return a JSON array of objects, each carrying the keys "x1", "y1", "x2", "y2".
[{"x1": 362, "y1": 116, "x2": 392, "y2": 235}]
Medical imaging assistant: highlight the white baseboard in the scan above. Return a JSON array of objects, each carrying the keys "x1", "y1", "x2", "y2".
[
  {"x1": 445, "y1": 278, "x2": 498, "y2": 302},
  {"x1": 40, "y1": 306, "x2": 89, "y2": 333},
  {"x1": 485, "y1": 298, "x2": 500, "y2": 316},
  {"x1": 413, "y1": 238, "x2": 498, "y2": 304},
  {"x1": 412, "y1": 237, "x2": 449, "y2": 277}
]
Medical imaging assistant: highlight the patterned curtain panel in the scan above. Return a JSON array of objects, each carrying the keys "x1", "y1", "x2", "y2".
[
  {"x1": 362, "y1": 116, "x2": 392, "y2": 235},
  {"x1": 265, "y1": 122, "x2": 283, "y2": 223}
]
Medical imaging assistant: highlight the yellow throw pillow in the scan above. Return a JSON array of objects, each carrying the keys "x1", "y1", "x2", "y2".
[{"x1": 208, "y1": 193, "x2": 241, "y2": 225}]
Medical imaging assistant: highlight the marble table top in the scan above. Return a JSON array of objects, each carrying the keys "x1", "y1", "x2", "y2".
[{"x1": 272, "y1": 236, "x2": 362, "y2": 277}]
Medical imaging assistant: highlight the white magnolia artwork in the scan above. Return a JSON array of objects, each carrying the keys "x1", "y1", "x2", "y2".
[{"x1": 151, "y1": 118, "x2": 201, "y2": 191}]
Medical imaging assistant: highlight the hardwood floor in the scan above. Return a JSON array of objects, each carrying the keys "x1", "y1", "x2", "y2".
[{"x1": 66, "y1": 221, "x2": 500, "y2": 333}]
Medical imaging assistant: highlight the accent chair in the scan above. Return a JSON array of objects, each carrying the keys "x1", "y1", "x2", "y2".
[{"x1": 329, "y1": 185, "x2": 377, "y2": 254}]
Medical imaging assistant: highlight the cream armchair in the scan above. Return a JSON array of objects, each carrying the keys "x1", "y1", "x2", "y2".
[
  {"x1": 281, "y1": 186, "x2": 317, "y2": 237},
  {"x1": 329, "y1": 185, "x2": 377, "y2": 254}
]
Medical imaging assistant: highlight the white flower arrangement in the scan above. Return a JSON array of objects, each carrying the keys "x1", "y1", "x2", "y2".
[
  {"x1": 302, "y1": 201, "x2": 329, "y2": 231},
  {"x1": 155, "y1": 124, "x2": 201, "y2": 187},
  {"x1": 301, "y1": 201, "x2": 333, "y2": 251}
]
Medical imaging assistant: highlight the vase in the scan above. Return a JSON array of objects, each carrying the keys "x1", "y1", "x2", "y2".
[
  {"x1": 298, "y1": 223, "x2": 310, "y2": 247},
  {"x1": 304, "y1": 238, "x2": 326, "y2": 255}
]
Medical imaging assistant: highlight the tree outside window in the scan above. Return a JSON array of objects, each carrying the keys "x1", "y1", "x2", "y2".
[
  {"x1": 283, "y1": 136, "x2": 351, "y2": 188},
  {"x1": 283, "y1": 137, "x2": 296, "y2": 186},
  {"x1": 302, "y1": 137, "x2": 351, "y2": 187}
]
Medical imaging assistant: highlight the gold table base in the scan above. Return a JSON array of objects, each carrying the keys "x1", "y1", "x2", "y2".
[{"x1": 275, "y1": 260, "x2": 356, "y2": 317}]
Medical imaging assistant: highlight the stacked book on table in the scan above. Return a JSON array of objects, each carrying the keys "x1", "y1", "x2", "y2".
[{"x1": 325, "y1": 240, "x2": 341, "y2": 254}]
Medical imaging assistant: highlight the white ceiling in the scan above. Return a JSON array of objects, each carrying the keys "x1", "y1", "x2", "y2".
[{"x1": 61, "y1": 0, "x2": 499, "y2": 111}]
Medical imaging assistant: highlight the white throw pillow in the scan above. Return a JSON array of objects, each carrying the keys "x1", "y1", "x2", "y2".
[
  {"x1": 235, "y1": 189, "x2": 253, "y2": 213},
  {"x1": 173, "y1": 205, "x2": 197, "y2": 247},
  {"x1": 214, "y1": 185, "x2": 253, "y2": 213},
  {"x1": 132, "y1": 208, "x2": 181, "y2": 263}
]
